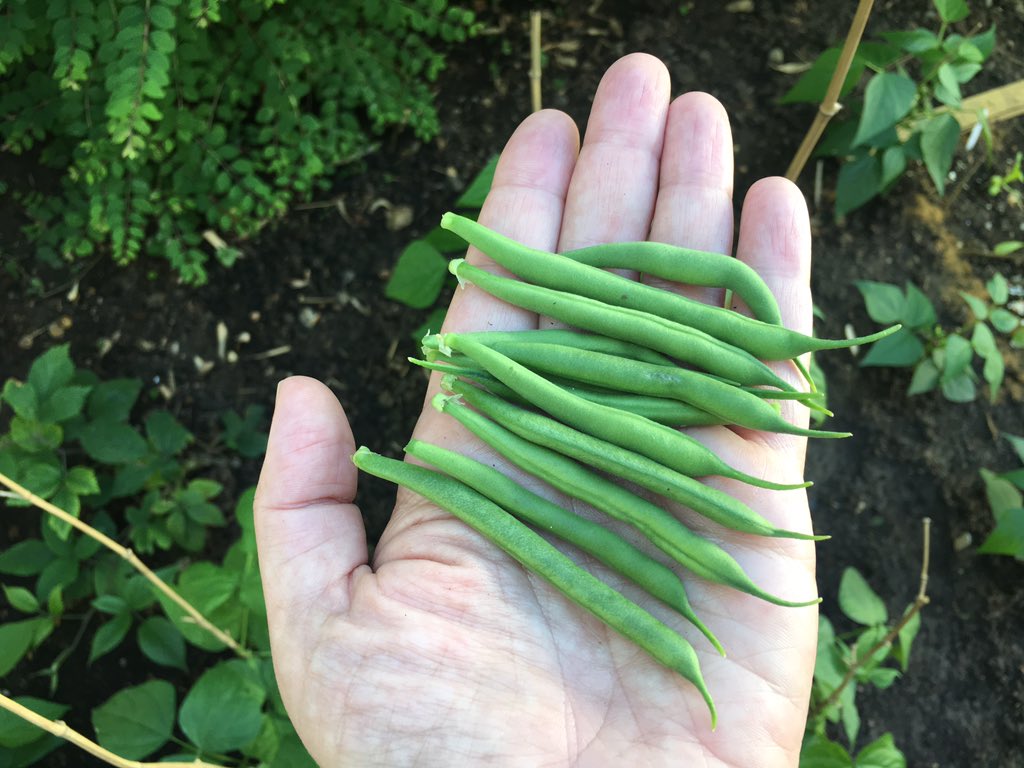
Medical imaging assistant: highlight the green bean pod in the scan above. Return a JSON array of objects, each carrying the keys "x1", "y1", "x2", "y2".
[
  {"x1": 352, "y1": 446, "x2": 718, "y2": 726},
  {"x1": 449, "y1": 258, "x2": 797, "y2": 392},
  {"x1": 564, "y1": 239, "x2": 784, "y2": 325},
  {"x1": 441, "y1": 212, "x2": 900, "y2": 360},
  {"x1": 437, "y1": 333, "x2": 809, "y2": 491},
  {"x1": 433, "y1": 394, "x2": 820, "y2": 609},
  {"x1": 443, "y1": 376, "x2": 824, "y2": 542},
  {"x1": 405, "y1": 438, "x2": 725, "y2": 655},
  {"x1": 481, "y1": 340, "x2": 849, "y2": 438}
]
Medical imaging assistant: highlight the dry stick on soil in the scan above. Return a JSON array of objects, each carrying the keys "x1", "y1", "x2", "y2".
[
  {"x1": 0, "y1": 693, "x2": 224, "y2": 768},
  {"x1": 529, "y1": 11, "x2": 542, "y2": 112},
  {"x1": 0, "y1": 470, "x2": 250, "y2": 659},
  {"x1": 785, "y1": 0, "x2": 875, "y2": 181},
  {"x1": 811, "y1": 517, "x2": 933, "y2": 720}
]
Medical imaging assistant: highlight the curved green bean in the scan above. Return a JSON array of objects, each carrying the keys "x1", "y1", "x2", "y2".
[
  {"x1": 481, "y1": 340, "x2": 849, "y2": 438},
  {"x1": 441, "y1": 212, "x2": 900, "y2": 360},
  {"x1": 443, "y1": 376, "x2": 825, "y2": 542},
  {"x1": 450, "y1": 258, "x2": 797, "y2": 392},
  {"x1": 405, "y1": 438, "x2": 725, "y2": 655},
  {"x1": 438, "y1": 333, "x2": 810, "y2": 491},
  {"x1": 352, "y1": 447, "x2": 717, "y2": 726},
  {"x1": 433, "y1": 394, "x2": 820, "y2": 609}
]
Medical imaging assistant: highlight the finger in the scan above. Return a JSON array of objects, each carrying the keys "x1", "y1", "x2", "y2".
[
  {"x1": 557, "y1": 52, "x2": 671, "y2": 254},
  {"x1": 254, "y1": 377, "x2": 367, "y2": 664},
  {"x1": 414, "y1": 109, "x2": 579, "y2": 437},
  {"x1": 732, "y1": 177, "x2": 814, "y2": 455},
  {"x1": 648, "y1": 92, "x2": 735, "y2": 305}
]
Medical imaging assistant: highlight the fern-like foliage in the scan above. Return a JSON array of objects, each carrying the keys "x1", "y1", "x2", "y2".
[{"x1": 0, "y1": 0, "x2": 479, "y2": 283}]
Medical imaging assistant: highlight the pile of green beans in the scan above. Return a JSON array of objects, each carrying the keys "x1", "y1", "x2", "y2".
[{"x1": 354, "y1": 212, "x2": 896, "y2": 728}]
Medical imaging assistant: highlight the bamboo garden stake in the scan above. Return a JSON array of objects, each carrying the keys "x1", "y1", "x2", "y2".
[{"x1": 530, "y1": 11, "x2": 543, "y2": 112}]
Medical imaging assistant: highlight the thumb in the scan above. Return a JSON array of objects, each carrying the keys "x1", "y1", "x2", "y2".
[{"x1": 254, "y1": 376, "x2": 368, "y2": 657}]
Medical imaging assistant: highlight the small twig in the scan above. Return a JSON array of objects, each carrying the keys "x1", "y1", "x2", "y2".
[
  {"x1": 529, "y1": 11, "x2": 543, "y2": 113},
  {"x1": 0, "y1": 693, "x2": 225, "y2": 768},
  {"x1": 785, "y1": 0, "x2": 875, "y2": 181},
  {"x1": 0, "y1": 471, "x2": 250, "y2": 659},
  {"x1": 812, "y1": 518, "x2": 932, "y2": 719}
]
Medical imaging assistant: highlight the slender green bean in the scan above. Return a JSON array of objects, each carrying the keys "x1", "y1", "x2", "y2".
[
  {"x1": 405, "y1": 438, "x2": 725, "y2": 655},
  {"x1": 441, "y1": 212, "x2": 900, "y2": 360},
  {"x1": 352, "y1": 447, "x2": 718, "y2": 726},
  {"x1": 450, "y1": 259, "x2": 797, "y2": 391},
  {"x1": 480, "y1": 340, "x2": 849, "y2": 438},
  {"x1": 411, "y1": 356, "x2": 729, "y2": 426},
  {"x1": 433, "y1": 394, "x2": 820, "y2": 608},
  {"x1": 565, "y1": 241, "x2": 784, "y2": 325},
  {"x1": 438, "y1": 333, "x2": 810, "y2": 491},
  {"x1": 443, "y1": 376, "x2": 825, "y2": 541}
]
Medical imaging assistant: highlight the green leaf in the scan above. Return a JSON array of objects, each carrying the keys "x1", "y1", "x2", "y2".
[
  {"x1": 64, "y1": 466, "x2": 99, "y2": 496},
  {"x1": 933, "y1": 0, "x2": 969, "y2": 23},
  {"x1": 855, "y1": 732, "x2": 906, "y2": 768},
  {"x1": 895, "y1": 606, "x2": 921, "y2": 671},
  {"x1": 990, "y1": 309, "x2": 1020, "y2": 334},
  {"x1": 907, "y1": 358, "x2": 940, "y2": 396},
  {"x1": 178, "y1": 660, "x2": 267, "y2": 753},
  {"x1": 92, "y1": 680, "x2": 176, "y2": 760},
  {"x1": 0, "y1": 541, "x2": 54, "y2": 577},
  {"x1": 978, "y1": 507, "x2": 1024, "y2": 558},
  {"x1": 879, "y1": 145, "x2": 906, "y2": 191},
  {"x1": 2, "y1": 381, "x2": 38, "y2": 420},
  {"x1": 867, "y1": 666, "x2": 901, "y2": 689},
  {"x1": 0, "y1": 697, "x2": 69, "y2": 749},
  {"x1": 992, "y1": 241, "x2": 1023, "y2": 257},
  {"x1": 941, "y1": 334, "x2": 974, "y2": 382},
  {"x1": 10, "y1": 418, "x2": 63, "y2": 454},
  {"x1": 838, "y1": 567, "x2": 888, "y2": 625},
  {"x1": 780, "y1": 47, "x2": 865, "y2": 105},
  {"x1": 27, "y1": 345, "x2": 74, "y2": 401},
  {"x1": 137, "y1": 616, "x2": 187, "y2": 671},
  {"x1": 87, "y1": 379, "x2": 142, "y2": 422},
  {"x1": 79, "y1": 420, "x2": 148, "y2": 464},
  {"x1": 920, "y1": 114, "x2": 961, "y2": 195},
  {"x1": 149, "y1": 5, "x2": 175, "y2": 29},
  {"x1": 236, "y1": 486, "x2": 257, "y2": 554},
  {"x1": 37, "y1": 385, "x2": 91, "y2": 423},
  {"x1": 853, "y1": 73, "x2": 917, "y2": 147},
  {"x1": 835, "y1": 155, "x2": 882, "y2": 217},
  {"x1": 1003, "y1": 433, "x2": 1024, "y2": 465},
  {"x1": 881, "y1": 29, "x2": 939, "y2": 54},
  {"x1": 941, "y1": 370, "x2": 976, "y2": 402},
  {"x1": 859, "y1": 328, "x2": 925, "y2": 367},
  {"x1": 934, "y1": 63, "x2": 962, "y2": 107},
  {"x1": 385, "y1": 240, "x2": 448, "y2": 309},
  {"x1": 855, "y1": 281, "x2": 905, "y2": 324},
  {"x1": 902, "y1": 282, "x2": 937, "y2": 329},
  {"x1": 986, "y1": 273, "x2": 1009, "y2": 305},
  {"x1": 800, "y1": 734, "x2": 853, "y2": 768},
  {"x1": 0, "y1": 619, "x2": 48, "y2": 676},
  {"x1": 841, "y1": 681, "x2": 860, "y2": 745},
  {"x1": 971, "y1": 322, "x2": 997, "y2": 357},
  {"x1": 959, "y1": 291, "x2": 988, "y2": 320},
  {"x1": 982, "y1": 349, "x2": 1005, "y2": 402},
  {"x1": 89, "y1": 612, "x2": 132, "y2": 663},
  {"x1": 145, "y1": 410, "x2": 192, "y2": 455},
  {"x1": 454, "y1": 155, "x2": 499, "y2": 209},
  {"x1": 981, "y1": 468, "x2": 1022, "y2": 520},
  {"x1": 93, "y1": 594, "x2": 129, "y2": 615},
  {"x1": 3, "y1": 586, "x2": 40, "y2": 614},
  {"x1": 18, "y1": 460, "x2": 62, "y2": 498}
]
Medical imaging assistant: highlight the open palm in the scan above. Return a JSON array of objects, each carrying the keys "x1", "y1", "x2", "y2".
[{"x1": 255, "y1": 53, "x2": 818, "y2": 768}]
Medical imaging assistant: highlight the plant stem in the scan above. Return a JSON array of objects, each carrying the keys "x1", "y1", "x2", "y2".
[
  {"x1": 785, "y1": 0, "x2": 875, "y2": 181},
  {"x1": 0, "y1": 692, "x2": 225, "y2": 768},
  {"x1": 0, "y1": 470, "x2": 250, "y2": 660},
  {"x1": 529, "y1": 11, "x2": 542, "y2": 113},
  {"x1": 812, "y1": 517, "x2": 932, "y2": 719}
]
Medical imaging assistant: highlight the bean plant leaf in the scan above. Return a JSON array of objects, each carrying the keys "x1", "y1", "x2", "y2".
[
  {"x1": 852, "y1": 73, "x2": 917, "y2": 148},
  {"x1": 454, "y1": 154, "x2": 499, "y2": 208},
  {"x1": 941, "y1": 370, "x2": 976, "y2": 402},
  {"x1": 385, "y1": 240, "x2": 449, "y2": 309},
  {"x1": 178, "y1": 660, "x2": 267, "y2": 753},
  {"x1": 0, "y1": 540, "x2": 54, "y2": 577},
  {"x1": 920, "y1": 114, "x2": 961, "y2": 195},
  {"x1": 933, "y1": 0, "x2": 969, "y2": 23},
  {"x1": 799, "y1": 735, "x2": 853, "y2": 768},
  {"x1": 3, "y1": 585, "x2": 40, "y2": 614},
  {"x1": 907, "y1": 358, "x2": 939, "y2": 396},
  {"x1": 893, "y1": 606, "x2": 922, "y2": 671},
  {"x1": 87, "y1": 378, "x2": 143, "y2": 422},
  {"x1": 79, "y1": 420, "x2": 148, "y2": 464},
  {"x1": 989, "y1": 309, "x2": 1019, "y2": 334},
  {"x1": 855, "y1": 732, "x2": 907, "y2": 768},
  {"x1": 859, "y1": 328, "x2": 924, "y2": 367},
  {"x1": 37, "y1": 385, "x2": 91, "y2": 424},
  {"x1": 982, "y1": 349, "x2": 1004, "y2": 403},
  {"x1": 89, "y1": 612, "x2": 132, "y2": 663},
  {"x1": 971, "y1": 322, "x2": 997, "y2": 358},
  {"x1": 880, "y1": 145, "x2": 907, "y2": 191},
  {"x1": 986, "y1": 273, "x2": 1009, "y2": 305},
  {"x1": 934, "y1": 63, "x2": 962, "y2": 108},
  {"x1": 959, "y1": 291, "x2": 988, "y2": 320},
  {"x1": 26, "y1": 345, "x2": 74, "y2": 401},
  {"x1": 855, "y1": 281, "x2": 905, "y2": 324},
  {"x1": 940, "y1": 334, "x2": 973, "y2": 382},
  {"x1": 145, "y1": 410, "x2": 193, "y2": 455},
  {"x1": 980, "y1": 468, "x2": 1022, "y2": 521},
  {"x1": 0, "y1": 618, "x2": 48, "y2": 676},
  {"x1": 992, "y1": 241, "x2": 1024, "y2": 257},
  {"x1": 881, "y1": 29, "x2": 939, "y2": 54},
  {"x1": 840, "y1": 682, "x2": 859, "y2": 745},
  {"x1": 137, "y1": 616, "x2": 187, "y2": 671},
  {"x1": 779, "y1": 47, "x2": 865, "y2": 105},
  {"x1": 2, "y1": 380, "x2": 38, "y2": 420},
  {"x1": 838, "y1": 567, "x2": 888, "y2": 626},
  {"x1": 902, "y1": 282, "x2": 936, "y2": 329},
  {"x1": 977, "y1": 508, "x2": 1024, "y2": 558},
  {"x1": 0, "y1": 697, "x2": 69, "y2": 749},
  {"x1": 1004, "y1": 433, "x2": 1024, "y2": 465},
  {"x1": 835, "y1": 154, "x2": 882, "y2": 217},
  {"x1": 92, "y1": 680, "x2": 176, "y2": 760}
]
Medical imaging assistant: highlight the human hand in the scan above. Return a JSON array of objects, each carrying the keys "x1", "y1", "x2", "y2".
[{"x1": 254, "y1": 53, "x2": 817, "y2": 767}]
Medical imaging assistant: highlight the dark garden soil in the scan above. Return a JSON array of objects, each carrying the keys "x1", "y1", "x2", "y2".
[{"x1": 3, "y1": 1, "x2": 1024, "y2": 766}]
